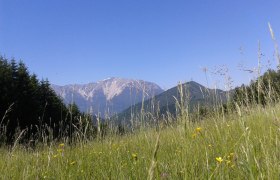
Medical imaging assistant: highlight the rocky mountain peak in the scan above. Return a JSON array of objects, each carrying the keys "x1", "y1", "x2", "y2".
[{"x1": 51, "y1": 78, "x2": 164, "y2": 117}]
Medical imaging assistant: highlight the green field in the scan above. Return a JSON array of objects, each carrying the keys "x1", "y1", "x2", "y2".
[
  {"x1": 1, "y1": 2, "x2": 280, "y2": 179},
  {"x1": 0, "y1": 103, "x2": 279, "y2": 179}
]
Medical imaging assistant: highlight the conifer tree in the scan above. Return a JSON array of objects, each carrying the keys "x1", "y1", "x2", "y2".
[{"x1": 0, "y1": 56, "x2": 82, "y2": 143}]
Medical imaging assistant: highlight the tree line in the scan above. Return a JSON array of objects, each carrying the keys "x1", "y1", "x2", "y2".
[
  {"x1": 2, "y1": 56, "x2": 280, "y2": 144},
  {"x1": 232, "y1": 69, "x2": 280, "y2": 106},
  {"x1": 0, "y1": 56, "x2": 91, "y2": 144}
]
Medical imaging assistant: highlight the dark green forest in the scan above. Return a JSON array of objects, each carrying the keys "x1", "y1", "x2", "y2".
[
  {"x1": 233, "y1": 69, "x2": 280, "y2": 106},
  {"x1": 0, "y1": 56, "x2": 86, "y2": 144}
]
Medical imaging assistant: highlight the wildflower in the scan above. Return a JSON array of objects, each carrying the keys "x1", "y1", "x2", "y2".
[
  {"x1": 59, "y1": 143, "x2": 65, "y2": 148},
  {"x1": 57, "y1": 143, "x2": 65, "y2": 156},
  {"x1": 132, "y1": 153, "x2": 138, "y2": 161},
  {"x1": 195, "y1": 127, "x2": 202, "y2": 133},
  {"x1": 192, "y1": 133, "x2": 197, "y2": 139},
  {"x1": 208, "y1": 144, "x2": 213, "y2": 148},
  {"x1": 216, "y1": 157, "x2": 223, "y2": 163}
]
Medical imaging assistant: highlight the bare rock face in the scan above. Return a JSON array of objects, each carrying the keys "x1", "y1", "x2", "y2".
[{"x1": 51, "y1": 77, "x2": 164, "y2": 117}]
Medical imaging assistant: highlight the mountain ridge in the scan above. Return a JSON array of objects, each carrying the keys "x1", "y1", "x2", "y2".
[
  {"x1": 115, "y1": 81, "x2": 229, "y2": 125},
  {"x1": 51, "y1": 77, "x2": 164, "y2": 117}
]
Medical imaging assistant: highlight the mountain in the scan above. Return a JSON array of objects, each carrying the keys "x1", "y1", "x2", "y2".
[
  {"x1": 51, "y1": 77, "x2": 164, "y2": 117},
  {"x1": 116, "y1": 81, "x2": 229, "y2": 125}
]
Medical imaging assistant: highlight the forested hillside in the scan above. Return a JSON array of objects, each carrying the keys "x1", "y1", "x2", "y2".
[{"x1": 0, "y1": 57, "x2": 84, "y2": 143}]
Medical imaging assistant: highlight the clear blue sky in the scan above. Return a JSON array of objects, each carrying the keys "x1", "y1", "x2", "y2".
[{"x1": 1, "y1": 0, "x2": 280, "y2": 89}]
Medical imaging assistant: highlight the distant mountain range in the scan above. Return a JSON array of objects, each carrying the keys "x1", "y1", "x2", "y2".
[
  {"x1": 52, "y1": 78, "x2": 229, "y2": 125},
  {"x1": 51, "y1": 77, "x2": 164, "y2": 117},
  {"x1": 116, "y1": 81, "x2": 228, "y2": 125}
]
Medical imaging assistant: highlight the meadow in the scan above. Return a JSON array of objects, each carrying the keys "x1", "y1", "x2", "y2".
[
  {"x1": 0, "y1": 23, "x2": 279, "y2": 180},
  {"x1": 0, "y1": 101, "x2": 279, "y2": 179}
]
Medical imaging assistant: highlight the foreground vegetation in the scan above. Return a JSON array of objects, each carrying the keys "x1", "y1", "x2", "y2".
[
  {"x1": 0, "y1": 102, "x2": 279, "y2": 179},
  {"x1": 1, "y1": 58, "x2": 280, "y2": 180},
  {"x1": 1, "y1": 24, "x2": 279, "y2": 179}
]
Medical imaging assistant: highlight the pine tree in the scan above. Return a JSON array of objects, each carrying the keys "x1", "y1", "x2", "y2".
[{"x1": 0, "y1": 57, "x2": 82, "y2": 143}]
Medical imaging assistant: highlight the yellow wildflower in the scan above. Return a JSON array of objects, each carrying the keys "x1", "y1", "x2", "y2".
[
  {"x1": 195, "y1": 127, "x2": 202, "y2": 133},
  {"x1": 192, "y1": 133, "x2": 197, "y2": 139},
  {"x1": 59, "y1": 143, "x2": 65, "y2": 148},
  {"x1": 216, "y1": 157, "x2": 223, "y2": 163},
  {"x1": 132, "y1": 153, "x2": 138, "y2": 161}
]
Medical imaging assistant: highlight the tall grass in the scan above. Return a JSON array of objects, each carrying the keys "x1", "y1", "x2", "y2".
[
  {"x1": 0, "y1": 24, "x2": 280, "y2": 179},
  {"x1": 0, "y1": 102, "x2": 279, "y2": 179}
]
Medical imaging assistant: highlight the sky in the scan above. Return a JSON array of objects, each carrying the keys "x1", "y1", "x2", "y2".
[{"x1": 0, "y1": 0, "x2": 280, "y2": 90}]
